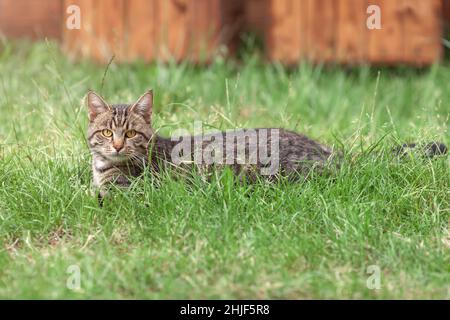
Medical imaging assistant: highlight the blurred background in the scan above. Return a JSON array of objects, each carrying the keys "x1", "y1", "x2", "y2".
[{"x1": 0, "y1": 0, "x2": 449, "y2": 65}]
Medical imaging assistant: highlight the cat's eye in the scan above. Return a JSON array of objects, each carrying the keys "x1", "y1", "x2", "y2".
[
  {"x1": 102, "y1": 129, "x2": 113, "y2": 137},
  {"x1": 126, "y1": 130, "x2": 136, "y2": 138}
]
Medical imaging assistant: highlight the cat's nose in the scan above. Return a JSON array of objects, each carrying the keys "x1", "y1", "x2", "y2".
[{"x1": 113, "y1": 141, "x2": 124, "y2": 152}]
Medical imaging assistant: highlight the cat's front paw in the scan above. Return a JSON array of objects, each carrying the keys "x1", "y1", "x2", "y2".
[{"x1": 90, "y1": 187, "x2": 108, "y2": 207}]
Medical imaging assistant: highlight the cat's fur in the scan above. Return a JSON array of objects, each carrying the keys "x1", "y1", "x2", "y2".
[{"x1": 87, "y1": 90, "x2": 447, "y2": 197}]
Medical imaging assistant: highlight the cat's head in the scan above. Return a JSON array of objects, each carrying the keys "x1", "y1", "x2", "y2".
[{"x1": 86, "y1": 90, "x2": 153, "y2": 162}]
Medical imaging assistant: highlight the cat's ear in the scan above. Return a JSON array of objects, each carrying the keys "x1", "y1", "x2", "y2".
[
  {"x1": 130, "y1": 90, "x2": 153, "y2": 123},
  {"x1": 86, "y1": 90, "x2": 110, "y2": 122}
]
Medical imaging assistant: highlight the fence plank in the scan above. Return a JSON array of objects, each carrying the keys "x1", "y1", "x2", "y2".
[
  {"x1": 297, "y1": 0, "x2": 310, "y2": 60},
  {"x1": 220, "y1": 0, "x2": 245, "y2": 55},
  {"x1": 367, "y1": 0, "x2": 404, "y2": 64},
  {"x1": 62, "y1": 0, "x2": 96, "y2": 60},
  {"x1": 306, "y1": 0, "x2": 337, "y2": 62},
  {"x1": 444, "y1": 0, "x2": 450, "y2": 28},
  {"x1": 190, "y1": 0, "x2": 221, "y2": 62},
  {"x1": 336, "y1": 0, "x2": 368, "y2": 63},
  {"x1": 94, "y1": 0, "x2": 125, "y2": 61},
  {"x1": 402, "y1": 0, "x2": 442, "y2": 65},
  {"x1": 266, "y1": 0, "x2": 303, "y2": 64},
  {"x1": 245, "y1": 0, "x2": 269, "y2": 36},
  {"x1": 62, "y1": 0, "x2": 125, "y2": 62},
  {"x1": 127, "y1": 0, "x2": 156, "y2": 61},
  {"x1": 0, "y1": 0, "x2": 62, "y2": 39},
  {"x1": 158, "y1": 0, "x2": 189, "y2": 61}
]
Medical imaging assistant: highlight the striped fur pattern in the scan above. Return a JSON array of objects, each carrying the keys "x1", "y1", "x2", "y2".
[
  {"x1": 86, "y1": 90, "x2": 336, "y2": 197},
  {"x1": 87, "y1": 90, "x2": 153, "y2": 196}
]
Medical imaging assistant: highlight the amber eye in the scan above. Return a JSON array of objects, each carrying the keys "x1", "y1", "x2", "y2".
[
  {"x1": 125, "y1": 130, "x2": 136, "y2": 138},
  {"x1": 102, "y1": 129, "x2": 113, "y2": 137}
]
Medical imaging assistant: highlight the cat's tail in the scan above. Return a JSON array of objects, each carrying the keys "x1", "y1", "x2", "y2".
[{"x1": 393, "y1": 141, "x2": 448, "y2": 158}]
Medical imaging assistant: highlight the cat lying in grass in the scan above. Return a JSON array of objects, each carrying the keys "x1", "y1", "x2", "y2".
[{"x1": 86, "y1": 90, "x2": 447, "y2": 200}]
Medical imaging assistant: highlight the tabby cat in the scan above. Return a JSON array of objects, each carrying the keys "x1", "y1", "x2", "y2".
[{"x1": 87, "y1": 90, "x2": 447, "y2": 198}]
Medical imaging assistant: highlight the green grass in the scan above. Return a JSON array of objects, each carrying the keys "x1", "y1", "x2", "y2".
[{"x1": 0, "y1": 40, "x2": 449, "y2": 299}]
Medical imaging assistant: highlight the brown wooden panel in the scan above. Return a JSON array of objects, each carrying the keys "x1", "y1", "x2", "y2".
[
  {"x1": 58, "y1": 0, "x2": 443, "y2": 65},
  {"x1": 336, "y1": 0, "x2": 368, "y2": 63},
  {"x1": 444, "y1": 0, "x2": 450, "y2": 27},
  {"x1": 126, "y1": 0, "x2": 156, "y2": 61},
  {"x1": 367, "y1": 0, "x2": 404, "y2": 64},
  {"x1": 266, "y1": 0, "x2": 290, "y2": 62},
  {"x1": 207, "y1": 0, "x2": 222, "y2": 55},
  {"x1": 0, "y1": 0, "x2": 62, "y2": 39},
  {"x1": 402, "y1": 0, "x2": 442, "y2": 65},
  {"x1": 297, "y1": 0, "x2": 310, "y2": 60},
  {"x1": 155, "y1": 0, "x2": 224, "y2": 62},
  {"x1": 156, "y1": 0, "x2": 189, "y2": 61},
  {"x1": 190, "y1": 0, "x2": 221, "y2": 62},
  {"x1": 245, "y1": 0, "x2": 269, "y2": 35},
  {"x1": 306, "y1": 0, "x2": 337, "y2": 62},
  {"x1": 266, "y1": 0, "x2": 304, "y2": 64},
  {"x1": 219, "y1": 0, "x2": 245, "y2": 55},
  {"x1": 62, "y1": 0, "x2": 97, "y2": 60},
  {"x1": 62, "y1": 0, "x2": 125, "y2": 62},
  {"x1": 62, "y1": 0, "x2": 228, "y2": 63},
  {"x1": 94, "y1": 0, "x2": 126, "y2": 61}
]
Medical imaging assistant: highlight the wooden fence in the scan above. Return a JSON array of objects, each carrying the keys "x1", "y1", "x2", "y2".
[
  {"x1": 0, "y1": 0, "x2": 448, "y2": 65},
  {"x1": 63, "y1": 0, "x2": 248, "y2": 63},
  {"x1": 267, "y1": 0, "x2": 443, "y2": 65},
  {"x1": 0, "y1": 0, "x2": 62, "y2": 40}
]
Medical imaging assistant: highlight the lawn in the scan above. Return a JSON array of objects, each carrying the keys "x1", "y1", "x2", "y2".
[{"x1": 0, "y1": 41, "x2": 448, "y2": 299}]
